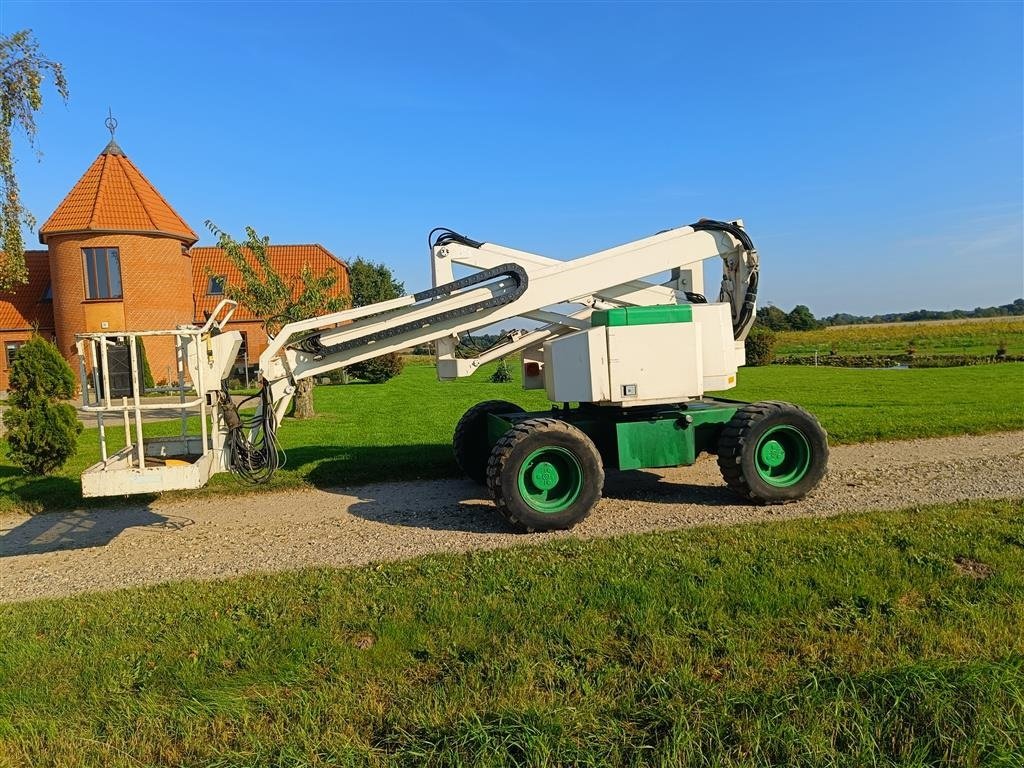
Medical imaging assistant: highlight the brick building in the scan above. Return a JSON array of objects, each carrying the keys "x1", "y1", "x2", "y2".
[{"x1": 0, "y1": 137, "x2": 349, "y2": 391}]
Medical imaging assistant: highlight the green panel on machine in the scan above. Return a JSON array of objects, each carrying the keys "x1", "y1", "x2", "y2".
[
  {"x1": 614, "y1": 403, "x2": 740, "y2": 471},
  {"x1": 616, "y1": 419, "x2": 695, "y2": 470},
  {"x1": 591, "y1": 304, "x2": 693, "y2": 327}
]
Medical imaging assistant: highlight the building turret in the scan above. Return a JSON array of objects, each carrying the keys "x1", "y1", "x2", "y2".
[{"x1": 38, "y1": 128, "x2": 197, "y2": 383}]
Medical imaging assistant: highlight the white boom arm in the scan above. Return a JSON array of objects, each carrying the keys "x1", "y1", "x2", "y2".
[{"x1": 258, "y1": 219, "x2": 757, "y2": 420}]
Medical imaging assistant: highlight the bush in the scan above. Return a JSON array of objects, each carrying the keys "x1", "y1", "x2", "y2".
[
  {"x1": 137, "y1": 338, "x2": 155, "y2": 390},
  {"x1": 346, "y1": 352, "x2": 404, "y2": 384},
  {"x1": 745, "y1": 327, "x2": 777, "y2": 367},
  {"x1": 489, "y1": 359, "x2": 513, "y2": 383},
  {"x1": 3, "y1": 336, "x2": 83, "y2": 474}
]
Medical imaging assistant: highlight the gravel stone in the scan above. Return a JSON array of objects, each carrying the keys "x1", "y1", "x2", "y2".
[{"x1": 1, "y1": 431, "x2": 1021, "y2": 603}]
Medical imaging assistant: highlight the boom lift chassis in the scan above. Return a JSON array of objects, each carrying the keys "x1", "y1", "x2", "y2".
[{"x1": 79, "y1": 219, "x2": 828, "y2": 531}]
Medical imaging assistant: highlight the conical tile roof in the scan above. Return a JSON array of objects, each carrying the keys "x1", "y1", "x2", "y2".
[{"x1": 39, "y1": 141, "x2": 197, "y2": 245}]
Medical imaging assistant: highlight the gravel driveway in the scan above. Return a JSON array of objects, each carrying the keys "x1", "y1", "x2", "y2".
[{"x1": 2, "y1": 431, "x2": 1021, "y2": 603}]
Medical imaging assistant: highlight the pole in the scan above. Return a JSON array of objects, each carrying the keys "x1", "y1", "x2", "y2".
[{"x1": 128, "y1": 337, "x2": 145, "y2": 469}]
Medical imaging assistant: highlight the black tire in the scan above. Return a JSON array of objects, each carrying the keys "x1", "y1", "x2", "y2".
[
  {"x1": 717, "y1": 401, "x2": 828, "y2": 504},
  {"x1": 453, "y1": 400, "x2": 526, "y2": 485},
  {"x1": 486, "y1": 417, "x2": 604, "y2": 532}
]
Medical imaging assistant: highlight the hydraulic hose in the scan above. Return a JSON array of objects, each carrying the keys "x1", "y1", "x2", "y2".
[{"x1": 688, "y1": 219, "x2": 759, "y2": 340}]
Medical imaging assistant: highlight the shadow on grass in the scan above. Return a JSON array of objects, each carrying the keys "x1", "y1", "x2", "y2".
[
  {"x1": 0, "y1": 505, "x2": 194, "y2": 557},
  {"x1": 0, "y1": 465, "x2": 161, "y2": 517},
  {"x1": 287, "y1": 443, "x2": 460, "y2": 485}
]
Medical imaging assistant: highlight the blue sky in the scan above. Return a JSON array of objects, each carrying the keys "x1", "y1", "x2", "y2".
[{"x1": 3, "y1": 1, "x2": 1022, "y2": 316}]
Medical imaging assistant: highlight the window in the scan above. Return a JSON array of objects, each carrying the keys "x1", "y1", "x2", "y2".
[
  {"x1": 4, "y1": 341, "x2": 25, "y2": 368},
  {"x1": 207, "y1": 275, "x2": 226, "y2": 295},
  {"x1": 40, "y1": 282, "x2": 52, "y2": 302},
  {"x1": 83, "y1": 248, "x2": 123, "y2": 299}
]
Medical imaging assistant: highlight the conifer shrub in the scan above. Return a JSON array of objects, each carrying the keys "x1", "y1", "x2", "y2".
[
  {"x1": 3, "y1": 335, "x2": 82, "y2": 474},
  {"x1": 137, "y1": 338, "x2": 155, "y2": 390},
  {"x1": 489, "y1": 359, "x2": 513, "y2": 383}
]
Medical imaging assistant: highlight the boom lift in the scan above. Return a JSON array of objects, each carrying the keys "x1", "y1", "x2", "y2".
[{"x1": 77, "y1": 219, "x2": 828, "y2": 531}]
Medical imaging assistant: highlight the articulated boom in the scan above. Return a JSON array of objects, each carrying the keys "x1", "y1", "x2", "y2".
[
  {"x1": 259, "y1": 219, "x2": 758, "y2": 418},
  {"x1": 77, "y1": 215, "x2": 834, "y2": 531}
]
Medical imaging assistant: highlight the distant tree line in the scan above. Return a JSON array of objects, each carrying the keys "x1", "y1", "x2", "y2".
[
  {"x1": 755, "y1": 304, "x2": 823, "y2": 331},
  {"x1": 756, "y1": 298, "x2": 1024, "y2": 331}
]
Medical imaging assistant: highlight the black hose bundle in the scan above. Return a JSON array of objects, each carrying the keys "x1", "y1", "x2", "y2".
[
  {"x1": 221, "y1": 385, "x2": 283, "y2": 484},
  {"x1": 428, "y1": 227, "x2": 483, "y2": 251},
  {"x1": 688, "y1": 219, "x2": 759, "y2": 340}
]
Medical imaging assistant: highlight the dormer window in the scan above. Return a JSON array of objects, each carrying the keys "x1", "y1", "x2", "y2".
[
  {"x1": 207, "y1": 275, "x2": 226, "y2": 295},
  {"x1": 83, "y1": 247, "x2": 123, "y2": 299}
]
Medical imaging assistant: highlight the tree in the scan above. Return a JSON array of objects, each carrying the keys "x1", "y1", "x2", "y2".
[
  {"x1": 206, "y1": 223, "x2": 348, "y2": 419},
  {"x1": 755, "y1": 305, "x2": 790, "y2": 331},
  {"x1": 0, "y1": 30, "x2": 69, "y2": 290},
  {"x1": 346, "y1": 256, "x2": 406, "y2": 384},
  {"x1": 786, "y1": 304, "x2": 821, "y2": 331},
  {"x1": 3, "y1": 335, "x2": 82, "y2": 474},
  {"x1": 349, "y1": 256, "x2": 404, "y2": 306}
]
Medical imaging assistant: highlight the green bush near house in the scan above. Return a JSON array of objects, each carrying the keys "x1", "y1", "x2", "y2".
[
  {"x1": 136, "y1": 337, "x2": 155, "y2": 390},
  {"x1": 745, "y1": 326, "x2": 777, "y2": 366},
  {"x1": 2, "y1": 335, "x2": 83, "y2": 475},
  {"x1": 346, "y1": 351, "x2": 405, "y2": 384}
]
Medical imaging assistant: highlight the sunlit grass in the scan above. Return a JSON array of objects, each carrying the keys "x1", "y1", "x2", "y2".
[{"x1": 1, "y1": 499, "x2": 1021, "y2": 766}]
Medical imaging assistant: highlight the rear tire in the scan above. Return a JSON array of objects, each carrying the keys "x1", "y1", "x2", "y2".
[
  {"x1": 453, "y1": 400, "x2": 525, "y2": 485},
  {"x1": 487, "y1": 418, "x2": 604, "y2": 532},
  {"x1": 717, "y1": 401, "x2": 828, "y2": 504}
]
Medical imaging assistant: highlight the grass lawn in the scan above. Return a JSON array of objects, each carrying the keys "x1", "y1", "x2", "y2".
[
  {"x1": 1, "y1": 361, "x2": 1022, "y2": 514},
  {"x1": 1, "y1": 499, "x2": 1021, "y2": 766}
]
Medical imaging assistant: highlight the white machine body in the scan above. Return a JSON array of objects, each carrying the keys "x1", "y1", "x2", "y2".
[{"x1": 543, "y1": 303, "x2": 739, "y2": 406}]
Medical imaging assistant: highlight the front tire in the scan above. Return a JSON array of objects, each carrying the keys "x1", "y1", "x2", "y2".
[
  {"x1": 487, "y1": 418, "x2": 604, "y2": 532},
  {"x1": 717, "y1": 401, "x2": 828, "y2": 504}
]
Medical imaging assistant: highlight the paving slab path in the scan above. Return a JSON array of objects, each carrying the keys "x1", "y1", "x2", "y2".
[{"x1": 1, "y1": 431, "x2": 1021, "y2": 603}]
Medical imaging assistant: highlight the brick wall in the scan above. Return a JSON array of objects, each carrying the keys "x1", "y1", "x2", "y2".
[{"x1": 48, "y1": 232, "x2": 194, "y2": 384}]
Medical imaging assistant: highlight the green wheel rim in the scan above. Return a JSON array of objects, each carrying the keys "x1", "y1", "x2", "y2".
[
  {"x1": 754, "y1": 425, "x2": 812, "y2": 487},
  {"x1": 516, "y1": 446, "x2": 584, "y2": 513}
]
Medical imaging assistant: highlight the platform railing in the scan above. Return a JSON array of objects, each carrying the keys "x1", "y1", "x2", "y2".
[{"x1": 74, "y1": 300, "x2": 237, "y2": 472}]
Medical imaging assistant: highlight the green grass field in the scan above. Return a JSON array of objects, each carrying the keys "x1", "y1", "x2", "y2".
[
  {"x1": 2, "y1": 361, "x2": 1022, "y2": 514},
  {"x1": 1, "y1": 499, "x2": 1021, "y2": 766},
  {"x1": 774, "y1": 317, "x2": 1024, "y2": 361}
]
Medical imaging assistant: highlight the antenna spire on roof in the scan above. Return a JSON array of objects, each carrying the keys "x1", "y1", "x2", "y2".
[
  {"x1": 101, "y1": 108, "x2": 125, "y2": 156},
  {"x1": 105, "y1": 107, "x2": 118, "y2": 138}
]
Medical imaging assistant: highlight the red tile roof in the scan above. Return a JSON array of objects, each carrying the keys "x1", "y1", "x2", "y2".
[
  {"x1": 191, "y1": 244, "x2": 349, "y2": 322},
  {"x1": 0, "y1": 251, "x2": 54, "y2": 331},
  {"x1": 39, "y1": 141, "x2": 197, "y2": 245}
]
